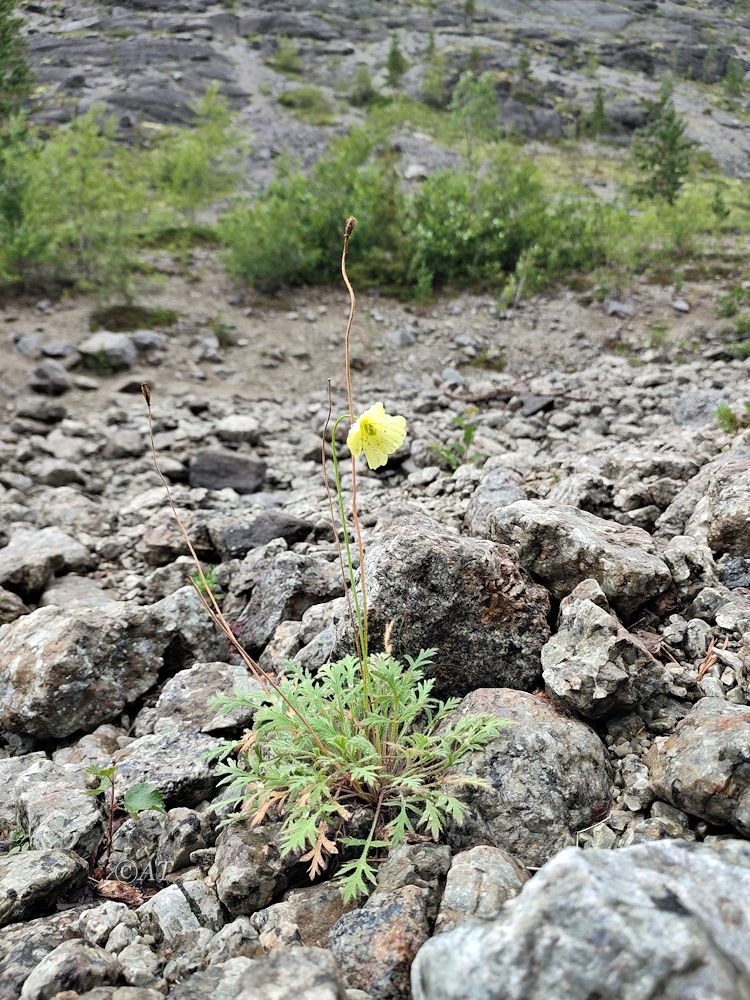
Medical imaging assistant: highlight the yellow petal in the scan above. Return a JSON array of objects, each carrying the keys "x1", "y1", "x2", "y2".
[
  {"x1": 351, "y1": 402, "x2": 407, "y2": 470},
  {"x1": 346, "y1": 420, "x2": 363, "y2": 458}
]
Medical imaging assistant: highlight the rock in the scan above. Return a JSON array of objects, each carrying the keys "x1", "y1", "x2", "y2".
[
  {"x1": 40, "y1": 573, "x2": 115, "y2": 609},
  {"x1": 79, "y1": 902, "x2": 133, "y2": 948},
  {"x1": 338, "y1": 513, "x2": 550, "y2": 698},
  {"x1": 157, "y1": 808, "x2": 212, "y2": 875},
  {"x1": 171, "y1": 947, "x2": 346, "y2": 1000},
  {"x1": 488, "y1": 500, "x2": 671, "y2": 616},
  {"x1": 210, "y1": 823, "x2": 293, "y2": 917},
  {"x1": 706, "y1": 455, "x2": 750, "y2": 557},
  {"x1": 189, "y1": 449, "x2": 266, "y2": 493},
  {"x1": 17, "y1": 759, "x2": 103, "y2": 854},
  {"x1": 0, "y1": 907, "x2": 85, "y2": 1000},
  {"x1": 603, "y1": 298, "x2": 634, "y2": 317},
  {"x1": 212, "y1": 510, "x2": 313, "y2": 560},
  {"x1": 28, "y1": 359, "x2": 71, "y2": 396},
  {"x1": 113, "y1": 731, "x2": 220, "y2": 807},
  {"x1": 647, "y1": 698, "x2": 750, "y2": 835},
  {"x1": 20, "y1": 939, "x2": 121, "y2": 1000},
  {"x1": 138, "y1": 881, "x2": 224, "y2": 946},
  {"x1": 412, "y1": 840, "x2": 750, "y2": 1000},
  {"x1": 148, "y1": 661, "x2": 260, "y2": 735},
  {"x1": 108, "y1": 812, "x2": 165, "y2": 883},
  {"x1": 79, "y1": 331, "x2": 137, "y2": 372},
  {"x1": 228, "y1": 541, "x2": 341, "y2": 656},
  {"x1": 435, "y1": 846, "x2": 529, "y2": 933},
  {"x1": 0, "y1": 753, "x2": 48, "y2": 839},
  {"x1": 445, "y1": 689, "x2": 611, "y2": 868},
  {"x1": 206, "y1": 917, "x2": 263, "y2": 964},
  {"x1": 215, "y1": 414, "x2": 261, "y2": 444},
  {"x1": 117, "y1": 940, "x2": 165, "y2": 990},
  {"x1": 252, "y1": 882, "x2": 354, "y2": 950},
  {"x1": 0, "y1": 850, "x2": 87, "y2": 927},
  {"x1": 0, "y1": 585, "x2": 29, "y2": 624},
  {"x1": 541, "y1": 579, "x2": 669, "y2": 718},
  {"x1": 0, "y1": 526, "x2": 91, "y2": 596},
  {"x1": 464, "y1": 461, "x2": 525, "y2": 538},
  {"x1": 0, "y1": 588, "x2": 222, "y2": 738},
  {"x1": 330, "y1": 885, "x2": 432, "y2": 999}
]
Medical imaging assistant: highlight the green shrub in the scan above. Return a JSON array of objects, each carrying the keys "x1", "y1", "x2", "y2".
[
  {"x1": 349, "y1": 65, "x2": 379, "y2": 107},
  {"x1": 449, "y1": 71, "x2": 500, "y2": 158},
  {"x1": 277, "y1": 85, "x2": 336, "y2": 125},
  {"x1": 268, "y1": 36, "x2": 303, "y2": 75},
  {"x1": 386, "y1": 32, "x2": 408, "y2": 88},
  {"x1": 212, "y1": 651, "x2": 501, "y2": 901},
  {"x1": 421, "y1": 52, "x2": 451, "y2": 109},
  {"x1": 631, "y1": 83, "x2": 693, "y2": 204}
]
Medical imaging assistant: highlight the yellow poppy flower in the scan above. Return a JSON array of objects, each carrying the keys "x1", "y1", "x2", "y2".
[{"x1": 347, "y1": 402, "x2": 407, "y2": 470}]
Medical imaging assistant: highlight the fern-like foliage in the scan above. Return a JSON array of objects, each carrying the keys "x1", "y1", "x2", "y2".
[{"x1": 210, "y1": 650, "x2": 502, "y2": 902}]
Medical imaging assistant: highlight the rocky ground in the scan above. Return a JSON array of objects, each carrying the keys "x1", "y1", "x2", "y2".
[
  {"x1": 2, "y1": 0, "x2": 750, "y2": 998},
  {"x1": 1, "y1": 253, "x2": 749, "y2": 998}
]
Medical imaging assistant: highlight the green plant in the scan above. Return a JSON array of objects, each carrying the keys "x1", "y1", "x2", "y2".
[
  {"x1": 516, "y1": 46, "x2": 531, "y2": 83},
  {"x1": 349, "y1": 65, "x2": 379, "y2": 107},
  {"x1": 192, "y1": 565, "x2": 219, "y2": 595},
  {"x1": 715, "y1": 401, "x2": 750, "y2": 432},
  {"x1": 631, "y1": 83, "x2": 693, "y2": 205},
  {"x1": 716, "y1": 285, "x2": 750, "y2": 318},
  {"x1": 463, "y1": 0, "x2": 476, "y2": 26},
  {"x1": 449, "y1": 71, "x2": 500, "y2": 160},
  {"x1": 212, "y1": 651, "x2": 501, "y2": 900},
  {"x1": 0, "y1": 0, "x2": 32, "y2": 123},
  {"x1": 8, "y1": 829, "x2": 29, "y2": 854},
  {"x1": 584, "y1": 87, "x2": 609, "y2": 140},
  {"x1": 268, "y1": 36, "x2": 303, "y2": 75},
  {"x1": 386, "y1": 32, "x2": 408, "y2": 88},
  {"x1": 724, "y1": 55, "x2": 745, "y2": 99},
  {"x1": 86, "y1": 763, "x2": 166, "y2": 875},
  {"x1": 278, "y1": 86, "x2": 336, "y2": 125},
  {"x1": 648, "y1": 319, "x2": 669, "y2": 350},
  {"x1": 429, "y1": 408, "x2": 485, "y2": 470}
]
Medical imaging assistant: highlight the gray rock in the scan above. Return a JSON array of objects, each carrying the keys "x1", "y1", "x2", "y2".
[
  {"x1": 0, "y1": 907, "x2": 85, "y2": 1000},
  {"x1": 138, "y1": 881, "x2": 224, "y2": 946},
  {"x1": 79, "y1": 331, "x2": 137, "y2": 372},
  {"x1": 0, "y1": 587, "x2": 221, "y2": 738},
  {"x1": 541, "y1": 579, "x2": 669, "y2": 718},
  {"x1": 170, "y1": 947, "x2": 346, "y2": 1000},
  {"x1": 113, "y1": 731, "x2": 220, "y2": 807},
  {"x1": 17, "y1": 759, "x2": 103, "y2": 854},
  {"x1": 206, "y1": 917, "x2": 263, "y2": 964},
  {"x1": 336, "y1": 513, "x2": 550, "y2": 698},
  {"x1": 489, "y1": 500, "x2": 671, "y2": 616},
  {"x1": 189, "y1": 449, "x2": 266, "y2": 493},
  {"x1": 435, "y1": 846, "x2": 529, "y2": 933},
  {"x1": 330, "y1": 885, "x2": 432, "y2": 999},
  {"x1": 20, "y1": 939, "x2": 121, "y2": 1000},
  {"x1": 0, "y1": 526, "x2": 91, "y2": 596},
  {"x1": 228, "y1": 541, "x2": 341, "y2": 655},
  {"x1": 0, "y1": 585, "x2": 29, "y2": 624},
  {"x1": 0, "y1": 850, "x2": 87, "y2": 927},
  {"x1": 79, "y1": 902, "x2": 134, "y2": 948},
  {"x1": 157, "y1": 808, "x2": 212, "y2": 874},
  {"x1": 28, "y1": 359, "x2": 71, "y2": 396},
  {"x1": 212, "y1": 510, "x2": 313, "y2": 560},
  {"x1": 706, "y1": 455, "x2": 750, "y2": 557},
  {"x1": 40, "y1": 573, "x2": 115, "y2": 609},
  {"x1": 445, "y1": 689, "x2": 611, "y2": 867},
  {"x1": 412, "y1": 840, "x2": 750, "y2": 1000},
  {"x1": 464, "y1": 461, "x2": 525, "y2": 538},
  {"x1": 210, "y1": 822, "x2": 293, "y2": 917},
  {"x1": 252, "y1": 881, "x2": 354, "y2": 950},
  {"x1": 215, "y1": 414, "x2": 261, "y2": 444},
  {"x1": 149, "y1": 661, "x2": 260, "y2": 735},
  {"x1": 117, "y1": 940, "x2": 165, "y2": 990},
  {"x1": 647, "y1": 698, "x2": 750, "y2": 835},
  {"x1": 108, "y1": 812, "x2": 165, "y2": 882},
  {"x1": 0, "y1": 753, "x2": 48, "y2": 839}
]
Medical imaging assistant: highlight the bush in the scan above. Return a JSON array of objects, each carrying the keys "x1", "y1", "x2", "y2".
[
  {"x1": 267, "y1": 36, "x2": 303, "y2": 75},
  {"x1": 348, "y1": 65, "x2": 378, "y2": 107},
  {"x1": 631, "y1": 83, "x2": 693, "y2": 204},
  {"x1": 449, "y1": 71, "x2": 501, "y2": 157},
  {"x1": 386, "y1": 32, "x2": 408, "y2": 88},
  {"x1": 213, "y1": 652, "x2": 500, "y2": 901},
  {"x1": 277, "y1": 85, "x2": 336, "y2": 125},
  {"x1": 0, "y1": 89, "x2": 240, "y2": 296}
]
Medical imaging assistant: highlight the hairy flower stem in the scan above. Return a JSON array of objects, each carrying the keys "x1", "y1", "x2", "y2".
[{"x1": 340, "y1": 217, "x2": 371, "y2": 703}]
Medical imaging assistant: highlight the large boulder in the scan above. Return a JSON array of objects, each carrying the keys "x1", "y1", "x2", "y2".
[
  {"x1": 647, "y1": 698, "x2": 750, "y2": 835},
  {"x1": 705, "y1": 455, "x2": 750, "y2": 557},
  {"x1": 445, "y1": 689, "x2": 612, "y2": 867},
  {"x1": 541, "y1": 579, "x2": 670, "y2": 718},
  {"x1": 337, "y1": 513, "x2": 551, "y2": 698},
  {"x1": 188, "y1": 449, "x2": 266, "y2": 494},
  {"x1": 412, "y1": 840, "x2": 750, "y2": 1000},
  {"x1": 0, "y1": 587, "x2": 222, "y2": 738},
  {"x1": 488, "y1": 499, "x2": 671, "y2": 616}
]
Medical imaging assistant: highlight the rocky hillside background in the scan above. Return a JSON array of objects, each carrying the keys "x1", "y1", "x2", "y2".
[{"x1": 1, "y1": 1, "x2": 750, "y2": 999}]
